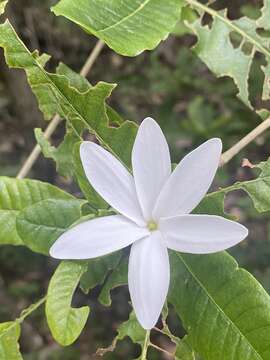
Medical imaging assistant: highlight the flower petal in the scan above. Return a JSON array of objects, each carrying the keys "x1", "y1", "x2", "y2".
[
  {"x1": 153, "y1": 138, "x2": 222, "y2": 219},
  {"x1": 128, "y1": 231, "x2": 170, "y2": 329},
  {"x1": 80, "y1": 142, "x2": 144, "y2": 225},
  {"x1": 50, "y1": 215, "x2": 149, "y2": 259},
  {"x1": 160, "y1": 215, "x2": 248, "y2": 254},
  {"x1": 132, "y1": 118, "x2": 171, "y2": 220}
]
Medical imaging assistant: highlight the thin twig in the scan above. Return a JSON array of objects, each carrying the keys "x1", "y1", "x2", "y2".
[
  {"x1": 149, "y1": 342, "x2": 175, "y2": 357},
  {"x1": 16, "y1": 40, "x2": 105, "y2": 179},
  {"x1": 220, "y1": 116, "x2": 270, "y2": 166},
  {"x1": 0, "y1": 295, "x2": 47, "y2": 339}
]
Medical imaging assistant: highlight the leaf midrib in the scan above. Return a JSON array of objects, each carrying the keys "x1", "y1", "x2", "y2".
[
  {"x1": 98, "y1": 0, "x2": 151, "y2": 33},
  {"x1": 177, "y1": 253, "x2": 262, "y2": 360}
]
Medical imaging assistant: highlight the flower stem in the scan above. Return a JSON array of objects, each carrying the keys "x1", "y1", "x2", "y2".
[{"x1": 141, "y1": 330, "x2": 150, "y2": 360}]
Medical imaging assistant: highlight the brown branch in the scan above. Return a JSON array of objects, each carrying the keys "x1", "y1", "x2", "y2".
[{"x1": 220, "y1": 116, "x2": 270, "y2": 166}]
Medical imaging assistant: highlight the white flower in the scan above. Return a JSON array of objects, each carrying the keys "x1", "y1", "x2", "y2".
[{"x1": 50, "y1": 117, "x2": 248, "y2": 329}]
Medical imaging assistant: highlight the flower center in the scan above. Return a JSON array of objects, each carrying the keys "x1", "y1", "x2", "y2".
[{"x1": 147, "y1": 220, "x2": 158, "y2": 231}]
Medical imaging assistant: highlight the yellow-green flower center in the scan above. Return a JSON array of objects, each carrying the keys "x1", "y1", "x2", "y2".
[{"x1": 147, "y1": 220, "x2": 158, "y2": 231}]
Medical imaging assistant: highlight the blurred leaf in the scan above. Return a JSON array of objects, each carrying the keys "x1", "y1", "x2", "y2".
[
  {"x1": 0, "y1": 21, "x2": 137, "y2": 168},
  {"x1": 154, "y1": 308, "x2": 196, "y2": 359},
  {"x1": 0, "y1": 322, "x2": 22, "y2": 360},
  {"x1": 172, "y1": 6, "x2": 198, "y2": 36},
  {"x1": 169, "y1": 250, "x2": 270, "y2": 360},
  {"x1": 221, "y1": 157, "x2": 270, "y2": 213},
  {"x1": 241, "y1": 5, "x2": 261, "y2": 20},
  {"x1": 96, "y1": 311, "x2": 145, "y2": 358},
  {"x1": 197, "y1": 156, "x2": 270, "y2": 215},
  {"x1": 262, "y1": 64, "x2": 270, "y2": 100},
  {"x1": 35, "y1": 126, "x2": 81, "y2": 178},
  {"x1": 16, "y1": 198, "x2": 85, "y2": 255},
  {"x1": 99, "y1": 258, "x2": 128, "y2": 306},
  {"x1": 0, "y1": 1, "x2": 7, "y2": 15},
  {"x1": 0, "y1": 177, "x2": 74, "y2": 246},
  {"x1": 80, "y1": 252, "x2": 121, "y2": 294},
  {"x1": 52, "y1": 0, "x2": 183, "y2": 56},
  {"x1": 46, "y1": 261, "x2": 89, "y2": 346},
  {"x1": 175, "y1": 336, "x2": 195, "y2": 360},
  {"x1": 258, "y1": 0, "x2": 270, "y2": 30},
  {"x1": 117, "y1": 311, "x2": 145, "y2": 347},
  {"x1": 186, "y1": 1, "x2": 270, "y2": 113}
]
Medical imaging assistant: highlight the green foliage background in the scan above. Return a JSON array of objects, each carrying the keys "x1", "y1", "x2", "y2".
[{"x1": 0, "y1": 0, "x2": 270, "y2": 359}]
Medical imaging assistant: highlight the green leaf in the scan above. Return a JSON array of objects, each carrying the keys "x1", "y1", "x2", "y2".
[
  {"x1": 117, "y1": 311, "x2": 146, "y2": 348},
  {"x1": 52, "y1": 0, "x2": 183, "y2": 56},
  {"x1": 262, "y1": 64, "x2": 270, "y2": 101},
  {"x1": 197, "y1": 156, "x2": 270, "y2": 215},
  {"x1": 16, "y1": 198, "x2": 85, "y2": 255},
  {"x1": 34, "y1": 63, "x2": 126, "y2": 178},
  {"x1": 169, "y1": 251, "x2": 270, "y2": 360},
  {"x1": 189, "y1": 11, "x2": 253, "y2": 108},
  {"x1": 80, "y1": 252, "x2": 121, "y2": 294},
  {"x1": 175, "y1": 336, "x2": 196, "y2": 360},
  {"x1": 194, "y1": 191, "x2": 226, "y2": 217},
  {"x1": 35, "y1": 127, "x2": 81, "y2": 178},
  {"x1": 172, "y1": 6, "x2": 198, "y2": 37},
  {"x1": 99, "y1": 258, "x2": 128, "y2": 307},
  {"x1": 213, "y1": 157, "x2": 270, "y2": 213},
  {"x1": 0, "y1": 21, "x2": 137, "y2": 168},
  {"x1": 186, "y1": 0, "x2": 270, "y2": 113},
  {"x1": 258, "y1": 0, "x2": 270, "y2": 30},
  {"x1": 0, "y1": 1, "x2": 7, "y2": 15},
  {"x1": 57, "y1": 63, "x2": 124, "y2": 126},
  {"x1": 0, "y1": 322, "x2": 22, "y2": 360},
  {"x1": 57, "y1": 63, "x2": 90, "y2": 92},
  {"x1": 0, "y1": 177, "x2": 74, "y2": 246},
  {"x1": 46, "y1": 261, "x2": 89, "y2": 346}
]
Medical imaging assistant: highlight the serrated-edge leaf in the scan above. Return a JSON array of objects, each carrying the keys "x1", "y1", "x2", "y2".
[
  {"x1": 0, "y1": 21, "x2": 137, "y2": 167},
  {"x1": 186, "y1": 0, "x2": 270, "y2": 114}
]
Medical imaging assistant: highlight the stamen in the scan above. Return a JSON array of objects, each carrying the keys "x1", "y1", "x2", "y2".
[{"x1": 147, "y1": 220, "x2": 158, "y2": 231}]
